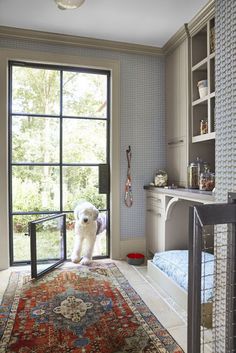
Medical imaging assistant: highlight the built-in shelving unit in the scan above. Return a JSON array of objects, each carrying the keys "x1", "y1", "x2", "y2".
[
  {"x1": 165, "y1": 0, "x2": 215, "y2": 186},
  {"x1": 191, "y1": 17, "x2": 215, "y2": 142},
  {"x1": 192, "y1": 132, "x2": 215, "y2": 143}
]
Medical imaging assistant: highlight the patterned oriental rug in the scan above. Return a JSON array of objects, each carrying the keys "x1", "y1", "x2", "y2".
[{"x1": 0, "y1": 262, "x2": 183, "y2": 353}]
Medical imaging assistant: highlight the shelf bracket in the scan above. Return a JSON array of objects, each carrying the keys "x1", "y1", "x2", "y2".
[{"x1": 165, "y1": 197, "x2": 180, "y2": 221}]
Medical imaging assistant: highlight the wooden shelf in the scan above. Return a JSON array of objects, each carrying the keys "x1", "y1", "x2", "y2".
[
  {"x1": 192, "y1": 57, "x2": 208, "y2": 72},
  {"x1": 210, "y1": 92, "x2": 215, "y2": 99},
  {"x1": 192, "y1": 95, "x2": 208, "y2": 106},
  {"x1": 192, "y1": 132, "x2": 215, "y2": 143},
  {"x1": 192, "y1": 93, "x2": 215, "y2": 106},
  {"x1": 209, "y1": 52, "x2": 215, "y2": 60}
]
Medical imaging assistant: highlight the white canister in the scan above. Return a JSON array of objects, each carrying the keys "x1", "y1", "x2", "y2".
[{"x1": 197, "y1": 80, "x2": 208, "y2": 99}]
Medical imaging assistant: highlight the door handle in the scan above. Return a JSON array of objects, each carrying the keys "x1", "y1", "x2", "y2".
[
  {"x1": 147, "y1": 209, "x2": 162, "y2": 216},
  {"x1": 168, "y1": 139, "x2": 184, "y2": 145},
  {"x1": 99, "y1": 164, "x2": 109, "y2": 194}
]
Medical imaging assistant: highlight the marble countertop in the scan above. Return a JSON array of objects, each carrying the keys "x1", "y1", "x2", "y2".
[{"x1": 144, "y1": 185, "x2": 215, "y2": 203}]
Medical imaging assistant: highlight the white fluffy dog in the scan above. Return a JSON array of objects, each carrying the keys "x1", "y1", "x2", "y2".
[{"x1": 71, "y1": 201, "x2": 99, "y2": 265}]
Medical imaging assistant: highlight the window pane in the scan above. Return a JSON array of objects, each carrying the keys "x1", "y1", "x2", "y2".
[
  {"x1": 63, "y1": 166, "x2": 107, "y2": 211},
  {"x1": 12, "y1": 116, "x2": 60, "y2": 163},
  {"x1": 12, "y1": 66, "x2": 60, "y2": 115},
  {"x1": 63, "y1": 118, "x2": 106, "y2": 163},
  {"x1": 63, "y1": 72, "x2": 107, "y2": 118},
  {"x1": 12, "y1": 166, "x2": 60, "y2": 212},
  {"x1": 33, "y1": 216, "x2": 65, "y2": 275},
  {"x1": 13, "y1": 214, "x2": 49, "y2": 262},
  {"x1": 93, "y1": 210, "x2": 108, "y2": 257},
  {"x1": 66, "y1": 213, "x2": 75, "y2": 259}
]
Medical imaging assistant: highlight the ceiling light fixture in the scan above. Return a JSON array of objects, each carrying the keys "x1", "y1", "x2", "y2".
[{"x1": 55, "y1": 0, "x2": 85, "y2": 10}]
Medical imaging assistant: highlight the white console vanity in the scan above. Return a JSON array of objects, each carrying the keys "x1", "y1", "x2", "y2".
[
  {"x1": 144, "y1": 186, "x2": 215, "y2": 257},
  {"x1": 145, "y1": 186, "x2": 215, "y2": 312}
]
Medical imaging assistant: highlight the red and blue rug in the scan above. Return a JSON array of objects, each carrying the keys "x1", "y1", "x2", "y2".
[{"x1": 0, "y1": 263, "x2": 183, "y2": 352}]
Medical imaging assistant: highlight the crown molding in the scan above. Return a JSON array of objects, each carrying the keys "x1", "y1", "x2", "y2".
[
  {"x1": 163, "y1": 0, "x2": 214, "y2": 55},
  {"x1": 0, "y1": 0, "x2": 215, "y2": 58},
  {"x1": 188, "y1": 0, "x2": 215, "y2": 36},
  {"x1": 0, "y1": 26, "x2": 163, "y2": 57},
  {"x1": 162, "y1": 24, "x2": 189, "y2": 55}
]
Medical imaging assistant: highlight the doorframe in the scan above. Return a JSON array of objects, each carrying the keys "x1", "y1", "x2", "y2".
[
  {"x1": 0, "y1": 48, "x2": 120, "y2": 269},
  {"x1": 8, "y1": 61, "x2": 111, "y2": 265}
]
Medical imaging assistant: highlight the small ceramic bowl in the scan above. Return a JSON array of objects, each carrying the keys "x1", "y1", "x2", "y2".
[{"x1": 126, "y1": 253, "x2": 145, "y2": 266}]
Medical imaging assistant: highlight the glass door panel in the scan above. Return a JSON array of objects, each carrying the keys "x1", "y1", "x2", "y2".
[
  {"x1": 63, "y1": 118, "x2": 107, "y2": 163},
  {"x1": 12, "y1": 66, "x2": 60, "y2": 115},
  {"x1": 63, "y1": 71, "x2": 107, "y2": 118},
  {"x1": 30, "y1": 214, "x2": 66, "y2": 279},
  {"x1": 13, "y1": 213, "x2": 51, "y2": 263},
  {"x1": 12, "y1": 166, "x2": 60, "y2": 212},
  {"x1": 62, "y1": 166, "x2": 107, "y2": 211},
  {"x1": 12, "y1": 116, "x2": 60, "y2": 163}
]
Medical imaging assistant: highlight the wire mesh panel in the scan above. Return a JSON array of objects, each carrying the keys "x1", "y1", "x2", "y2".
[
  {"x1": 188, "y1": 196, "x2": 236, "y2": 353},
  {"x1": 201, "y1": 224, "x2": 228, "y2": 352}
]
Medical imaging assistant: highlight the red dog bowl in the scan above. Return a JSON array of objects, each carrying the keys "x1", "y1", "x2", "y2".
[{"x1": 127, "y1": 253, "x2": 145, "y2": 266}]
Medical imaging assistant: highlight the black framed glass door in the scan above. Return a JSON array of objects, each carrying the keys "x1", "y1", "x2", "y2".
[{"x1": 9, "y1": 61, "x2": 110, "y2": 265}]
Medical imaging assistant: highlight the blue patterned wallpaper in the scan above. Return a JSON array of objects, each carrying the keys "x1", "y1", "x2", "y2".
[{"x1": 0, "y1": 38, "x2": 166, "y2": 239}]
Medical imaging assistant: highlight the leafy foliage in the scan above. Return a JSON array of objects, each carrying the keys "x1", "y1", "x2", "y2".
[{"x1": 13, "y1": 229, "x2": 107, "y2": 262}]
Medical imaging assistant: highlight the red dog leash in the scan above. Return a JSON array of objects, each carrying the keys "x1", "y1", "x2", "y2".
[{"x1": 124, "y1": 146, "x2": 133, "y2": 207}]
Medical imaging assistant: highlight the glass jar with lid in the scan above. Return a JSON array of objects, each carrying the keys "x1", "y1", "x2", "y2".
[
  {"x1": 187, "y1": 162, "x2": 199, "y2": 189},
  {"x1": 199, "y1": 171, "x2": 215, "y2": 191},
  {"x1": 154, "y1": 170, "x2": 168, "y2": 187},
  {"x1": 200, "y1": 119, "x2": 208, "y2": 135}
]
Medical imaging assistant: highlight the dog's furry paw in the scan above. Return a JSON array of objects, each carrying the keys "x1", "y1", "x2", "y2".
[
  {"x1": 80, "y1": 257, "x2": 92, "y2": 265},
  {"x1": 71, "y1": 255, "x2": 80, "y2": 263}
]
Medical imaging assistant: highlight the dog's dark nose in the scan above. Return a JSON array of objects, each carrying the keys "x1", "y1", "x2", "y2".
[{"x1": 84, "y1": 218, "x2": 88, "y2": 223}]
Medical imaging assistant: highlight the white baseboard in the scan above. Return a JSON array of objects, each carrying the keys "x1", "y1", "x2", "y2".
[{"x1": 118, "y1": 237, "x2": 146, "y2": 260}]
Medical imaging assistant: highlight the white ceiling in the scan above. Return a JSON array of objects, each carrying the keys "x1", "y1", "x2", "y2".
[{"x1": 0, "y1": 0, "x2": 208, "y2": 47}]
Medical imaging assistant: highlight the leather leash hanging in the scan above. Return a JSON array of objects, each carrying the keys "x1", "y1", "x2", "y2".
[{"x1": 124, "y1": 145, "x2": 133, "y2": 207}]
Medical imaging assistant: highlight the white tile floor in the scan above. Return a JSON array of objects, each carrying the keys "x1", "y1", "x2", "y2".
[
  {"x1": 114, "y1": 260, "x2": 187, "y2": 352},
  {"x1": 0, "y1": 260, "x2": 187, "y2": 352}
]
